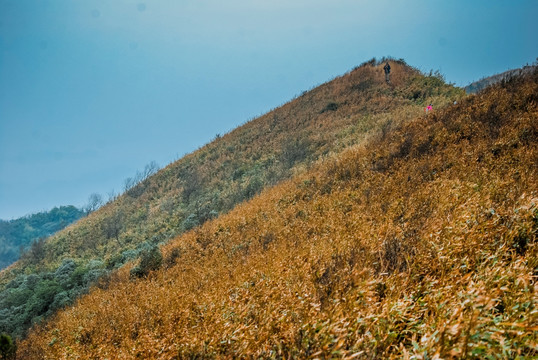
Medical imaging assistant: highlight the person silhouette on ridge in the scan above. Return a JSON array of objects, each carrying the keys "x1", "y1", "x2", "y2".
[{"x1": 383, "y1": 62, "x2": 391, "y2": 83}]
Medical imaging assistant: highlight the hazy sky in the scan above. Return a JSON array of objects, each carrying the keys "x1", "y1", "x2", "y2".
[{"x1": 1, "y1": 0, "x2": 537, "y2": 219}]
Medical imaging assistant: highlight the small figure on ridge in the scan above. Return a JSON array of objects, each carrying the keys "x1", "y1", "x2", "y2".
[{"x1": 383, "y1": 62, "x2": 391, "y2": 83}]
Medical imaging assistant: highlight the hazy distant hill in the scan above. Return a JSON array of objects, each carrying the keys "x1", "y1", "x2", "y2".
[
  {"x1": 0, "y1": 58, "x2": 464, "y2": 340},
  {"x1": 0, "y1": 206, "x2": 84, "y2": 270},
  {"x1": 465, "y1": 64, "x2": 537, "y2": 93},
  {"x1": 16, "y1": 65, "x2": 538, "y2": 359}
]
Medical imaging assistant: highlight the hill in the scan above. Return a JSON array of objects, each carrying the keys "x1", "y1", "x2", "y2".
[
  {"x1": 0, "y1": 206, "x2": 84, "y2": 270},
  {"x1": 465, "y1": 64, "x2": 537, "y2": 94},
  {"x1": 0, "y1": 58, "x2": 463, "y2": 339},
  {"x1": 14, "y1": 68, "x2": 538, "y2": 358}
]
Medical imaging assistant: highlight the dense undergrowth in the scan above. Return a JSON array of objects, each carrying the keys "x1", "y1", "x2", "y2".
[
  {"x1": 17, "y1": 68, "x2": 538, "y2": 358},
  {"x1": 0, "y1": 59, "x2": 464, "y2": 339}
]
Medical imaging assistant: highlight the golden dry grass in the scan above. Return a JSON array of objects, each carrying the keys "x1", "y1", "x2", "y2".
[
  {"x1": 2, "y1": 60, "x2": 458, "y2": 282},
  {"x1": 17, "y1": 71, "x2": 538, "y2": 359}
]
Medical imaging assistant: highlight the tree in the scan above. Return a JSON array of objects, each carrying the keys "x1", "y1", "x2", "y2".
[
  {"x1": 130, "y1": 245, "x2": 163, "y2": 279},
  {"x1": 123, "y1": 161, "x2": 160, "y2": 193},
  {"x1": 84, "y1": 193, "x2": 103, "y2": 214},
  {"x1": 101, "y1": 210, "x2": 124, "y2": 240},
  {"x1": 123, "y1": 177, "x2": 136, "y2": 192},
  {"x1": 0, "y1": 333, "x2": 16, "y2": 360},
  {"x1": 107, "y1": 189, "x2": 117, "y2": 203},
  {"x1": 21, "y1": 237, "x2": 46, "y2": 264},
  {"x1": 141, "y1": 160, "x2": 159, "y2": 180}
]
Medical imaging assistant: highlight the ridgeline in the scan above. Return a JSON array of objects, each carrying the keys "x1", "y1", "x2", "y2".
[
  {"x1": 4, "y1": 59, "x2": 538, "y2": 358},
  {"x1": 0, "y1": 58, "x2": 461, "y2": 340}
]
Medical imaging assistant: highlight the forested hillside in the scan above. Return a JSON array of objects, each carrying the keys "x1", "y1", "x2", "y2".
[
  {"x1": 19, "y1": 65, "x2": 537, "y2": 359},
  {"x1": 0, "y1": 59, "x2": 463, "y2": 340},
  {"x1": 0, "y1": 206, "x2": 84, "y2": 270}
]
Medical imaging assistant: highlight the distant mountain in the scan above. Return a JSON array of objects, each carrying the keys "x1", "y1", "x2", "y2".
[
  {"x1": 465, "y1": 64, "x2": 537, "y2": 93},
  {"x1": 0, "y1": 206, "x2": 84, "y2": 270}
]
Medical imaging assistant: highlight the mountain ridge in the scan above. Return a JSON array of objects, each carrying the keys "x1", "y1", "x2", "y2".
[
  {"x1": 0, "y1": 58, "x2": 463, "y2": 342},
  {"x1": 465, "y1": 63, "x2": 537, "y2": 94},
  {"x1": 17, "y1": 65, "x2": 538, "y2": 358},
  {"x1": 1, "y1": 59, "x2": 460, "y2": 277}
]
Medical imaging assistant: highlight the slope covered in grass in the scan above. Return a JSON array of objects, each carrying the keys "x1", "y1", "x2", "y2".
[
  {"x1": 0, "y1": 59, "x2": 463, "y2": 339},
  {"x1": 18, "y1": 69, "x2": 537, "y2": 358},
  {"x1": 26, "y1": 59, "x2": 461, "y2": 269}
]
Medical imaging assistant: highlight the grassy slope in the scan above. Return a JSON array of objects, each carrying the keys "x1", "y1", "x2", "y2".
[
  {"x1": 43, "y1": 61, "x2": 455, "y2": 265},
  {"x1": 18, "y1": 71, "x2": 537, "y2": 358},
  {"x1": 5, "y1": 60, "x2": 460, "y2": 272},
  {"x1": 0, "y1": 60, "x2": 462, "y2": 340},
  {"x1": 0, "y1": 60, "x2": 463, "y2": 341}
]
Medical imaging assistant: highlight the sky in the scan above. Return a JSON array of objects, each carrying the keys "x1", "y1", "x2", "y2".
[{"x1": 0, "y1": 0, "x2": 537, "y2": 220}]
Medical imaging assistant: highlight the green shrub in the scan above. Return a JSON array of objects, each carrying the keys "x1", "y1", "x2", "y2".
[
  {"x1": 280, "y1": 138, "x2": 312, "y2": 168},
  {"x1": 164, "y1": 247, "x2": 181, "y2": 269},
  {"x1": 182, "y1": 213, "x2": 199, "y2": 231},
  {"x1": 320, "y1": 102, "x2": 339, "y2": 113},
  {"x1": 101, "y1": 210, "x2": 124, "y2": 240},
  {"x1": 25, "y1": 279, "x2": 61, "y2": 319},
  {"x1": 21, "y1": 238, "x2": 46, "y2": 264},
  {"x1": 0, "y1": 333, "x2": 15, "y2": 360},
  {"x1": 54, "y1": 259, "x2": 77, "y2": 288},
  {"x1": 243, "y1": 176, "x2": 264, "y2": 199},
  {"x1": 50, "y1": 291, "x2": 71, "y2": 311},
  {"x1": 130, "y1": 246, "x2": 163, "y2": 279},
  {"x1": 105, "y1": 253, "x2": 123, "y2": 270}
]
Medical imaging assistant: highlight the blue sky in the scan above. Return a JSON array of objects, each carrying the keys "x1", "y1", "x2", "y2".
[{"x1": 1, "y1": 0, "x2": 537, "y2": 219}]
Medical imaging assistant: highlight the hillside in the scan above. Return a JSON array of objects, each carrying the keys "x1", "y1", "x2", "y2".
[
  {"x1": 0, "y1": 206, "x2": 84, "y2": 270},
  {"x1": 465, "y1": 64, "x2": 537, "y2": 94},
  {"x1": 16, "y1": 69, "x2": 538, "y2": 358},
  {"x1": 0, "y1": 59, "x2": 464, "y2": 339}
]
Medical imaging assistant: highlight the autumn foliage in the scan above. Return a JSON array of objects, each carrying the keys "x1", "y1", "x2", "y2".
[
  {"x1": 0, "y1": 59, "x2": 463, "y2": 339},
  {"x1": 16, "y1": 67, "x2": 538, "y2": 358}
]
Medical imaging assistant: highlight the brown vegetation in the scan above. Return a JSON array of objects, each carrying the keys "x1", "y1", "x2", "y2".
[
  {"x1": 1, "y1": 59, "x2": 465, "y2": 341},
  {"x1": 2, "y1": 60, "x2": 460, "y2": 279},
  {"x1": 17, "y1": 69, "x2": 538, "y2": 358}
]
